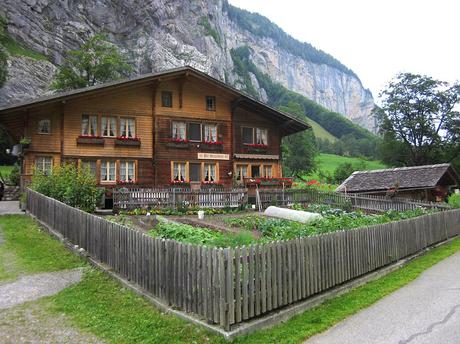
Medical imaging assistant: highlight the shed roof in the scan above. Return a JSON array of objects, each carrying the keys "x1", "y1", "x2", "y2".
[
  {"x1": 0, "y1": 66, "x2": 309, "y2": 135},
  {"x1": 336, "y1": 163, "x2": 460, "y2": 193}
]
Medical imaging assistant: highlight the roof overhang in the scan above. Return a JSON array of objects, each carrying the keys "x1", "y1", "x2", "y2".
[{"x1": 0, "y1": 66, "x2": 310, "y2": 135}]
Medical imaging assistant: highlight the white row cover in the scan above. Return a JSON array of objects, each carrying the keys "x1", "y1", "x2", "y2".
[{"x1": 264, "y1": 206, "x2": 322, "y2": 224}]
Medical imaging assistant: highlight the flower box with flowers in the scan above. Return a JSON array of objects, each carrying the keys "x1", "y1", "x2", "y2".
[
  {"x1": 115, "y1": 136, "x2": 141, "y2": 147},
  {"x1": 76, "y1": 135, "x2": 105, "y2": 145},
  {"x1": 169, "y1": 180, "x2": 190, "y2": 187},
  {"x1": 244, "y1": 143, "x2": 268, "y2": 153},
  {"x1": 200, "y1": 140, "x2": 224, "y2": 151},
  {"x1": 244, "y1": 177, "x2": 293, "y2": 187},
  {"x1": 117, "y1": 179, "x2": 135, "y2": 185},
  {"x1": 166, "y1": 138, "x2": 190, "y2": 149},
  {"x1": 201, "y1": 180, "x2": 224, "y2": 189}
]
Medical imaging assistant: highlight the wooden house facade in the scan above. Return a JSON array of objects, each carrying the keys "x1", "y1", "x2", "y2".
[{"x1": 0, "y1": 67, "x2": 309, "y2": 194}]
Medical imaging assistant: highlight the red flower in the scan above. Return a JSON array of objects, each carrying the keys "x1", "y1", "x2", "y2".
[
  {"x1": 245, "y1": 143, "x2": 268, "y2": 149},
  {"x1": 202, "y1": 140, "x2": 223, "y2": 145},
  {"x1": 116, "y1": 136, "x2": 140, "y2": 141},
  {"x1": 201, "y1": 180, "x2": 222, "y2": 185},
  {"x1": 307, "y1": 180, "x2": 320, "y2": 186},
  {"x1": 170, "y1": 180, "x2": 189, "y2": 185},
  {"x1": 117, "y1": 179, "x2": 135, "y2": 184},
  {"x1": 168, "y1": 137, "x2": 189, "y2": 143}
]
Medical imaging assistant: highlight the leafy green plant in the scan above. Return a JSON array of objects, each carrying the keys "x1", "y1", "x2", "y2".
[
  {"x1": 148, "y1": 222, "x2": 256, "y2": 248},
  {"x1": 19, "y1": 137, "x2": 31, "y2": 145},
  {"x1": 8, "y1": 164, "x2": 20, "y2": 186},
  {"x1": 448, "y1": 193, "x2": 460, "y2": 208},
  {"x1": 30, "y1": 163, "x2": 102, "y2": 212}
]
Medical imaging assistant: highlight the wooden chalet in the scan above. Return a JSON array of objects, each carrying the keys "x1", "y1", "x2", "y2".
[
  {"x1": 336, "y1": 163, "x2": 460, "y2": 202},
  {"x1": 0, "y1": 66, "x2": 309, "y2": 198}
]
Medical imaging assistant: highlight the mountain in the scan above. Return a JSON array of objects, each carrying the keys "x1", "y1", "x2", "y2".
[{"x1": 0, "y1": 0, "x2": 376, "y2": 132}]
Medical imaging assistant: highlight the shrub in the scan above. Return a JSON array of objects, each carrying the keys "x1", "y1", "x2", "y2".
[
  {"x1": 8, "y1": 164, "x2": 20, "y2": 186},
  {"x1": 30, "y1": 163, "x2": 102, "y2": 212},
  {"x1": 448, "y1": 194, "x2": 460, "y2": 208}
]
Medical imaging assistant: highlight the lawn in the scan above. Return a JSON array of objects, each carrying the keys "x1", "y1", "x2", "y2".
[
  {"x1": 314, "y1": 153, "x2": 387, "y2": 175},
  {"x1": 2, "y1": 214, "x2": 460, "y2": 343}
]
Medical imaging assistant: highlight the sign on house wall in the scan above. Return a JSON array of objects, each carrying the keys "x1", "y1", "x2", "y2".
[{"x1": 197, "y1": 153, "x2": 230, "y2": 160}]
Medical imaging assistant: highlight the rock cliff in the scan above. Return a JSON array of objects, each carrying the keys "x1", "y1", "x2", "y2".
[{"x1": 0, "y1": 0, "x2": 376, "y2": 131}]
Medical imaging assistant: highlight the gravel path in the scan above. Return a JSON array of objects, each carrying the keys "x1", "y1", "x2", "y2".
[
  {"x1": 0, "y1": 302, "x2": 104, "y2": 344},
  {"x1": 0, "y1": 269, "x2": 83, "y2": 309},
  {"x1": 0, "y1": 201, "x2": 24, "y2": 215}
]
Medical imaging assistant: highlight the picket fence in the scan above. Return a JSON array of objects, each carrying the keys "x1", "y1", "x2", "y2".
[
  {"x1": 113, "y1": 187, "x2": 247, "y2": 211},
  {"x1": 257, "y1": 188, "x2": 450, "y2": 212},
  {"x1": 26, "y1": 189, "x2": 460, "y2": 331}
]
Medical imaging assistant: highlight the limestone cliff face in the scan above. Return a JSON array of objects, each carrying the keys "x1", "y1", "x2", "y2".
[{"x1": 0, "y1": 0, "x2": 375, "y2": 131}]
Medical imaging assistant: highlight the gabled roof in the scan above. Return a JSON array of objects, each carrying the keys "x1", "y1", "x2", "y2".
[
  {"x1": 336, "y1": 163, "x2": 460, "y2": 193},
  {"x1": 0, "y1": 66, "x2": 309, "y2": 135}
]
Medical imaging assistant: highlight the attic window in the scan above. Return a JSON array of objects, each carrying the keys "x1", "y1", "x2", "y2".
[
  {"x1": 38, "y1": 119, "x2": 51, "y2": 134},
  {"x1": 162, "y1": 91, "x2": 173, "y2": 107},
  {"x1": 206, "y1": 96, "x2": 216, "y2": 111}
]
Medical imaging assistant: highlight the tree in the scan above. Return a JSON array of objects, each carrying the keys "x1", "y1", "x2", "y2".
[
  {"x1": 52, "y1": 34, "x2": 132, "y2": 91},
  {"x1": 374, "y1": 73, "x2": 460, "y2": 166},
  {"x1": 282, "y1": 130, "x2": 318, "y2": 177}
]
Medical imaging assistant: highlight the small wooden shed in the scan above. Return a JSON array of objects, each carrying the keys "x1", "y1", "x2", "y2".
[{"x1": 336, "y1": 163, "x2": 460, "y2": 202}]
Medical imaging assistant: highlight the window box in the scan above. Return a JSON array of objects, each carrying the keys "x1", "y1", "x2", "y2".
[
  {"x1": 77, "y1": 135, "x2": 105, "y2": 145},
  {"x1": 244, "y1": 143, "x2": 268, "y2": 153},
  {"x1": 200, "y1": 141, "x2": 224, "y2": 151},
  {"x1": 117, "y1": 180, "x2": 135, "y2": 185},
  {"x1": 166, "y1": 138, "x2": 190, "y2": 149},
  {"x1": 169, "y1": 180, "x2": 190, "y2": 187},
  {"x1": 115, "y1": 137, "x2": 141, "y2": 147},
  {"x1": 244, "y1": 177, "x2": 293, "y2": 187},
  {"x1": 201, "y1": 181, "x2": 224, "y2": 189}
]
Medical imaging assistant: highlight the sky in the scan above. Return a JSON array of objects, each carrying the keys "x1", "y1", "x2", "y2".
[{"x1": 227, "y1": 0, "x2": 460, "y2": 101}]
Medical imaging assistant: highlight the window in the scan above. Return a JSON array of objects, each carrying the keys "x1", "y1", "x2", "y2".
[
  {"x1": 252, "y1": 165, "x2": 261, "y2": 178},
  {"x1": 204, "y1": 163, "x2": 217, "y2": 182},
  {"x1": 189, "y1": 163, "x2": 201, "y2": 182},
  {"x1": 162, "y1": 91, "x2": 173, "y2": 107},
  {"x1": 242, "y1": 127, "x2": 254, "y2": 144},
  {"x1": 38, "y1": 119, "x2": 51, "y2": 134},
  {"x1": 102, "y1": 116, "x2": 117, "y2": 137},
  {"x1": 188, "y1": 123, "x2": 202, "y2": 142},
  {"x1": 101, "y1": 161, "x2": 116, "y2": 182},
  {"x1": 120, "y1": 161, "x2": 135, "y2": 182},
  {"x1": 206, "y1": 96, "x2": 216, "y2": 111},
  {"x1": 256, "y1": 128, "x2": 268, "y2": 145},
  {"x1": 235, "y1": 164, "x2": 248, "y2": 182},
  {"x1": 35, "y1": 156, "x2": 52, "y2": 174},
  {"x1": 204, "y1": 124, "x2": 217, "y2": 142},
  {"x1": 81, "y1": 160, "x2": 97, "y2": 177},
  {"x1": 172, "y1": 122, "x2": 186, "y2": 140},
  {"x1": 263, "y1": 165, "x2": 273, "y2": 178},
  {"x1": 82, "y1": 115, "x2": 98, "y2": 136},
  {"x1": 173, "y1": 162, "x2": 187, "y2": 181},
  {"x1": 120, "y1": 117, "x2": 135, "y2": 138}
]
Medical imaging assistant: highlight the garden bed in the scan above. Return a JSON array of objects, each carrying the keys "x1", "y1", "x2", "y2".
[{"x1": 113, "y1": 204, "x2": 435, "y2": 248}]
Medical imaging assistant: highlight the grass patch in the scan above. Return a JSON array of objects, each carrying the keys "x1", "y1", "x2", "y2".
[
  {"x1": 304, "y1": 118, "x2": 337, "y2": 142},
  {"x1": 314, "y1": 153, "x2": 386, "y2": 175},
  {"x1": 0, "y1": 215, "x2": 84, "y2": 281},
  {"x1": 50, "y1": 269, "x2": 223, "y2": 344},
  {"x1": 0, "y1": 34, "x2": 48, "y2": 60},
  {"x1": 0, "y1": 165, "x2": 14, "y2": 178}
]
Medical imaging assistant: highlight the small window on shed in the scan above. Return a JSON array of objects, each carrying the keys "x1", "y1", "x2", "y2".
[
  {"x1": 206, "y1": 96, "x2": 216, "y2": 111},
  {"x1": 162, "y1": 91, "x2": 173, "y2": 107},
  {"x1": 38, "y1": 119, "x2": 51, "y2": 134}
]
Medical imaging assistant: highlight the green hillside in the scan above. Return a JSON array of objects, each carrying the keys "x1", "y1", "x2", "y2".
[
  {"x1": 314, "y1": 153, "x2": 387, "y2": 175},
  {"x1": 304, "y1": 118, "x2": 338, "y2": 142}
]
